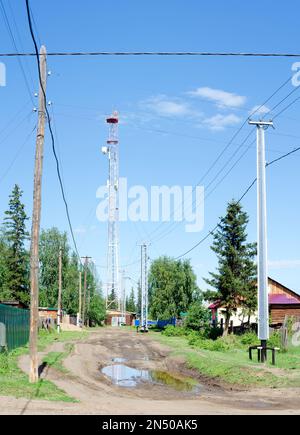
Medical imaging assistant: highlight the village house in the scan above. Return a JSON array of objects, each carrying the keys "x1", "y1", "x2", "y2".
[
  {"x1": 209, "y1": 277, "x2": 300, "y2": 328},
  {"x1": 105, "y1": 310, "x2": 136, "y2": 327}
]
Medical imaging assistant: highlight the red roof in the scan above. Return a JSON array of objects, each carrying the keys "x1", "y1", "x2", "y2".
[
  {"x1": 209, "y1": 301, "x2": 221, "y2": 310},
  {"x1": 269, "y1": 294, "x2": 300, "y2": 305},
  {"x1": 209, "y1": 294, "x2": 300, "y2": 310}
]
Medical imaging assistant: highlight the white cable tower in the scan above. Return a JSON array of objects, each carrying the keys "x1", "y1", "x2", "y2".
[
  {"x1": 102, "y1": 112, "x2": 120, "y2": 310},
  {"x1": 140, "y1": 242, "x2": 150, "y2": 332}
]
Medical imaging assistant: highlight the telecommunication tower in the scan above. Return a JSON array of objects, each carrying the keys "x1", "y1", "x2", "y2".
[
  {"x1": 140, "y1": 242, "x2": 150, "y2": 332},
  {"x1": 102, "y1": 112, "x2": 120, "y2": 310}
]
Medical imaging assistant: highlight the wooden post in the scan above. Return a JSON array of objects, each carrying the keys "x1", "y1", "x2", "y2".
[
  {"x1": 29, "y1": 45, "x2": 47, "y2": 384},
  {"x1": 78, "y1": 271, "x2": 82, "y2": 327},
  {"x1": 87, "y1": 285, "x2": 90, "y2": 327},
  {"x1": 57, "y1": 246, "x2": 62, "y2": 333},
  {"x1": 81, "y1": 257, "x2": 91, "y2": 327},
  {"x1": 82, "y1": 262, "x2": 87, "y2": 327}
]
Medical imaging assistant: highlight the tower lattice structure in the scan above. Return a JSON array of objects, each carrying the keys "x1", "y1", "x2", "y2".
[{"x1": 102, "y1": 112, "x2": 120, "y2": 310}]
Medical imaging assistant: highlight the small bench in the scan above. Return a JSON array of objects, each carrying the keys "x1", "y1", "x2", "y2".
[{"x1": 249, "y1": 345, "x2": 280, "y2": 365}]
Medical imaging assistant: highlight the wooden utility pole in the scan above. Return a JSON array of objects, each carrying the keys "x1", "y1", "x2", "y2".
[
  {"x1": 57, "y1": 246, "x2": 62, "y2": 333},
  {"x1": 29, "y1": 45, "x2": 47, "y2": 384},
  {"x1": 78, "y1": 271, "x2": 82, "y2": 327},
  {"x1": 81, "y1": 257, "x2": 91, "y2": 327}
]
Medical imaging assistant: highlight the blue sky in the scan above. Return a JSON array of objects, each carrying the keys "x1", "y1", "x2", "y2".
[{"x1": 0, "y1": 0, "x2": 300, "y2": 296}]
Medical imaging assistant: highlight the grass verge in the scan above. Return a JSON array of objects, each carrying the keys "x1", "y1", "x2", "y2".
[
  {"x1": 42, "y1": 343, "x2": 75, "y2": 374},
  {"x1": 151, "y1": 332, "x2": 300, "y2": 388},
  {"x1": 0, "y1": 330, "x2": 89, "y2": 402}
]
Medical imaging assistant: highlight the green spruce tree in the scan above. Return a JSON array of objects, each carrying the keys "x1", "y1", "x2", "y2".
[
  {"x1": 204, "y1": 200, "x2": 257, "y2": 335},
  {"x1": 126, "y1": 287, "x2": 136, "y2": 312},
  {"x1": 3, "y1": 185, "x2": 29, "y2": 304},
  {"x1": 108, "y1": 287, "x2": 118, "y2": 310}
]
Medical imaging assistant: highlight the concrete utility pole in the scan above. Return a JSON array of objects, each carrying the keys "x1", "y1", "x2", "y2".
[
  {"x1": 139, "y1": 243, "x2": 150, "y2": 332},
  {"x1": 77, "y1": 271, "x2": 82, "y2": 327},
  {"x1": 29, "y1": 45, "x2": 47, "y2": 384},
  {"x1": 57, "y1": 246, "x2": 62, "y2": 333},
  {"x1": 81, "y1": 257, "x2": 92, "y2": 327},
  {"x1": 249, "y1": 119, "x2": 273, "y2": 362}
]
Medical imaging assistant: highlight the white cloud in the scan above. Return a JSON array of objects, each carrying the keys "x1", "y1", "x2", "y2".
[
  {"x1": 141, "y1": 95, "x2": 194, "y2": 118},
  {"x1": 249, "y1": 105, "x2": 271, "y2": 116},
  {"x1": 269, "y1": 260, "x2": 300, "y2": 270},
  {"x1": 189, "y1": 87, "x2": 246, "y2": 109},
  {"x1": 202, "y1": 113, "x2": 241, "y2": 131}
]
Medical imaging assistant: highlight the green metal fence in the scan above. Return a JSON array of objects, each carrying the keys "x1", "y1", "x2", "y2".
[{"x1": 0, "y1": 304, "x2": 30, "y2": 351}]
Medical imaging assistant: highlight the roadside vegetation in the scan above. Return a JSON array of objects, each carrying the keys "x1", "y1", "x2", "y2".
[
  {"x1": 153, "y1": 326, "x2": 300, "y2": 388},
  {"x1": 148, "y1": 201, "x2": 300, "y2": 388},
  {"x1": 0, "y1": 184, "x2": 106, "y2": 326},
  {"x1": 0, "y1": 330, "x2": 88, "y2": 401}
]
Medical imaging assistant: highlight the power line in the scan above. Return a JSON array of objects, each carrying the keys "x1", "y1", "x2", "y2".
[
  {"x1": 273, "y1": 96, "x2": 300, "y2": 121},
  {"x1": 28, "y1": 4, "x2": 42, "y2": 47},
  {"x1": 266, "y1": 145, "x2": 300, "y2": 167},
  {"x1": 0, "y1": 100, "x2": 32, "y2": 138},
  {"x1": 0, "y1": 110, "x2": 33, "y2": 146},
  {"x1": 175, "y1": 145, "x2": 300, "y2": 260},
  {"x1": 25, "y1": 0, "x2": 82, "y2": 264},
  {"x1": 0, "y1": 123, "x2": 36, "y2": 184},
  {"x1": 0, "y1": 0, "x2": 35, "y2": 105},
  {"x1": 147, "y1": 76, "x2": 293, "y2": 243},
  {"x1": 6, "y1": 0, "x2": 35, "y2": 89},
  {"x1": 1, "y1": 51, "x2": 300, "y2": 58}
]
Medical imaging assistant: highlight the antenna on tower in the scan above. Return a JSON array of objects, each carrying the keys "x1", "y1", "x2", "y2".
[{"x1": 102, "y1": 111, "x2": 120, "y2": 311}]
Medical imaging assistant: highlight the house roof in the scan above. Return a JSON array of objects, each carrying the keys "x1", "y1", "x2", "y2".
[
  {"x1": 268, "y1": 277, "x2": 300, "y2": 299},
  {"x1": 38, "y1": 307, "x2": 58, "y2": 312},
  {"x1": 208, "y1": 301, "x2": 221, "y2": 310},
  {"x1": 106, "y1": 310, "x2": 136, "y2": 315},
  {"x1": 269, "y1": 293, "x2": 300, "y2": 305},
  {"x1": 208, "y1": 277, "x2": 300, "y2": 310},
  {"x1": 0, "y1": 301, "x2": 27, "y2": 308}
]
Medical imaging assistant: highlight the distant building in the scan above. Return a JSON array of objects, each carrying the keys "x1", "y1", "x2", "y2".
[
  {"x1": 209, "y1": 277, "x2": 300, "y2": 327},
  {"x1": 106, "y1": 310, "x2": 136, "y2": 327},
  {"x1": 268, "y1": 278, "x2": 300, "y2": 325},
  {"x1": 38, "y1": 307, "x2": 58, "y2": 321}
]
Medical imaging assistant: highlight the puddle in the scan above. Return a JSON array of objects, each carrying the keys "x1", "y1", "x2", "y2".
[
  {"x1": 101, "y1": 364, "x2": 199, "y2": 392},
  {"x1": 150, "y1": 370, "x2": 197, "y2": 392},
  {"x1": 102, "y1": 365, "x2": 150, "y2": 388}
]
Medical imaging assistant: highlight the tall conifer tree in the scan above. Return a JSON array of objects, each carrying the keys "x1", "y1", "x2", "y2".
[
  {"x1": 204, "y1": 201, "x2": 257, "y2": 335},
  {"x1": 3, "y1": 185, "x2": 29, "y2": 304}
]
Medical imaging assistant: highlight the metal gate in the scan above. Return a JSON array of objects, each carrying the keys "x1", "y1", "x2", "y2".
[{"x1": 0, "y1": 304, "x2": 30, "y2": 351}]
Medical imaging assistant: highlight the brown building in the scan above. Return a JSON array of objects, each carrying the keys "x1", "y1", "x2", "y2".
[
  {"x1": 269, "y1": 278, "x2": 300, "y2": 325},
  {"x1": 209, "y1": 277, "x2": 300, "y2": 327},
  {"x1": 38, "y1": 307, "x2": 58, "y2": 321},
  {"x1": 105, "y1": 310, "x2": 136, "y2": 327}
]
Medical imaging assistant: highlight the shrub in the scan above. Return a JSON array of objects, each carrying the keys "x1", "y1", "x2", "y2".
[
  {"x1": 240, "y1": 332, "x2": 260, "y2": 347},
  {"x1": 187, "y1": 335, "x2": 230, "y2": 352},
  {"x1": 184, "y1": 301, "x2": 210, "y2": 331},
  {"x1": 162, "y1": 325, "x2": 188, "y2": 337},
  {"x1": 268, "y1": 331, "x2": 281, "y2": 349},
  {"x1": 207, "y1": 327, "x2": 223, "y2": 341},
  {"x1": 187, "y1": 331, "x2": 203, "y2": 345},
  {"x1": 221, "y1": 334, "x2": 240, "y2": 347},
  {"x1": 0, "y1": 351, "x2": 10, "y2": 374}
]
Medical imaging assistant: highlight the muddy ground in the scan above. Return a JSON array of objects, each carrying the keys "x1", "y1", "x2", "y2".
[{"x1": 1, "y1": 327, "x2": 300, "y2": 415}]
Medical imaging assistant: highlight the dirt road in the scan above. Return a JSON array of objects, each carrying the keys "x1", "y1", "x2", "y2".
[{"x1": 1, "y1": 328, "x2": 300, "y2": 415}]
